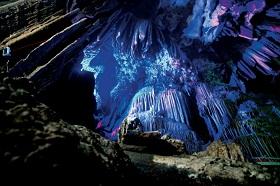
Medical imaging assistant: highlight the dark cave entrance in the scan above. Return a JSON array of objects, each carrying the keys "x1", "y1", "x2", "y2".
[{"x1": 37, "y1": 61, "x2": 98, "y2": 130}]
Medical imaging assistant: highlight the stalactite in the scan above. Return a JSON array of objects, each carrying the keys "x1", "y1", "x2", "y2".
[
  {"x1": 195, "y1": 83, "x2": 230, "y2": 140},
  {"x1": 127, "y1": 87, "x2": 205, "y2": 152}
]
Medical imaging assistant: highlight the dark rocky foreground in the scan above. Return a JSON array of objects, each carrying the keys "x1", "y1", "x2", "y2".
[
  {"x1": 0, "y1": 74, "x2": 279, "y2": 185},
  {"x1": 0, "y1": 75, "x2": 134, "y2": 182},
  {"x1": 126, "y1": 151, "x2": 279, "y2": 185}
]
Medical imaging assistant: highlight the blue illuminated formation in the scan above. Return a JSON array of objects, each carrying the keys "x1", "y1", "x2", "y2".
[
  {"x1": 81, "y1": 37, "x2": 231, "y2": 152},
  {"x1": 163, "y1": 0, "x2": 190, "y2": 6},
  {"x1": 79, "y1": 0, "x2": 280, "y2": 160},
  {"x1": 80, "y1": 12, "x2": 230, "y2": 152}
]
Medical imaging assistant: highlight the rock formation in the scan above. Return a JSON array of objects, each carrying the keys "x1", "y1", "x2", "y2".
[
  {"x1": 0, "y1": 0, "x2": 279, "y2": 185},
  {"x1": 118, "y1": 117, "x2": 186, "y2": 155},
  {"x1": 126, "y1": 151, "x2": 279, "y2": 185},
  {"x1": 0, "y1": 0, "x2": 67, "y2": 41},
  {"x1": 0, "y1": 76, "x2": 134, "y2": 181},
  {"x1": 198, "y1": 140, "x2": 246, "y2": 162}
]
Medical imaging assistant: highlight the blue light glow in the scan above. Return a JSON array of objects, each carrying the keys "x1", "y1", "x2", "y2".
[{"x1": 77, "y1": 0, "x2": 280, "y2": 159}]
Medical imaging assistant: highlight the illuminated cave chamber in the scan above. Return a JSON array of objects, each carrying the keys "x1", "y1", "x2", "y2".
[
  {"x1": 81, "y1": 38, "x2": 232, "y2": 153},
  {"x1": 78, "y1": 0, "x2": 232, "y2": 153},
  {"x1": 77, "y1": 0, "x2": 280, "y2": 158}
]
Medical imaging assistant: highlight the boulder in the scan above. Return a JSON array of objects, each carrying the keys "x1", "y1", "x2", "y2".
[
  {"x1": 119, "y1": 117, "x2": 186, "y2": 155},
  {"x1": 198, "y1": 140, "x2": 246, "y2": 162},
  {"x1": 0, "y1": 77, "x2": 134, "y2": 181}
]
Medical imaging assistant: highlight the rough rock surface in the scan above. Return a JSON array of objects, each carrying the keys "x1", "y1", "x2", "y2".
[
  {"x1": 161, "y1": 134, "x2": 186, "y2": 155},
  {"x1": 0, "y1": 0, "x2": 66, "y2": 41},
  {"x1": 0, "y1": 76, "x2": 134, "y2": 181},
  {"x1": 198, "y1": 140, "x2": 246, "y2": 162},
  {"x1": 126, "y1": 151, "x2": 279, "y2": 185},
  {"x1": 119, "y1": 117, "x2": 186, "y2": 155},
  {"x1": 120, "y1": 131, "x2": 186, "y2": 155}
]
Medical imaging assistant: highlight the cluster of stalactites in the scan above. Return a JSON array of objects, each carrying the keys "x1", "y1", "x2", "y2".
[
  {"x1": 222, "y1": 124, "x2": 280, "y2": 161},
  {"x1": 195, "y1": 83, "x2": 231, "y2": 140},
  {"x1": 220, "y1": 100, "x2": 280, "y2": 161},
  {"x1": 184, "y1": 0, "x2": 280, "y2": 80},
  {"x1": 127, "y1": 83, "x2": 233, "y2": 152},
  {"x1": 128, "y1": 87, "x2": 204, "y2": 152}
]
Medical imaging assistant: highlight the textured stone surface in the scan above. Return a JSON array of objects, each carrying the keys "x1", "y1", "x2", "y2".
[
  {"x1": 9, "y1": 17, "x2": 90, "y2": 77},
  {"x1": 0, "y1": 8, "x2": 78, "y2": 66},
  {"x1": 161, "y1": 134, "x2": 186, "y2": 154},
  {"x1": 126, "y1": 151, "x2": 279, "y2": 185},
  {"x1": 0, "y1": 0, "x2": 66, "y2": 41},
  {"x1": 120, "y1": 131, "x2": 187, "y2": 155},
  {"x1": 0, "y1": 76, "x2": 134, "y2": 180},
  {"x1": 119, "y1": 117, "x2": 187, "y2": 155},
  {"x1": 198, "y1": 140, "x2": 246, "y2": 162}
]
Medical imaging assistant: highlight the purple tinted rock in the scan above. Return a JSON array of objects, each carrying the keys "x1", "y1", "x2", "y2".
[
  {"x1": 239, "y1": 25, "x2": 254, "y2": 40},
  {"x1": 237, "y1": 61, "x2": 257, "y2": 80},
  {"x1": 238, "y1": 32, "x2": 280, "y2": 79},
  {"x1": 219, "y1": 0, "x2": 232, "y2": 8},
  {"x1": 246, "y1": 0, "x2": 266, "y2": 13},
  {"x1": 266, "y1": 3, "x2": 280, "y2": 18}
]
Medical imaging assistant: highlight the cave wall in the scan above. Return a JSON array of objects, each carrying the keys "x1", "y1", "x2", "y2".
[{"x1": 0, "y1": 0, "x2": 67, "y2": 41}]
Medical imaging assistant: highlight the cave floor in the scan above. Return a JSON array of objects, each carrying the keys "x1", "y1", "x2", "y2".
[{"x1": 125, "y1": 151, "x2": 279, "y2": 185}]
